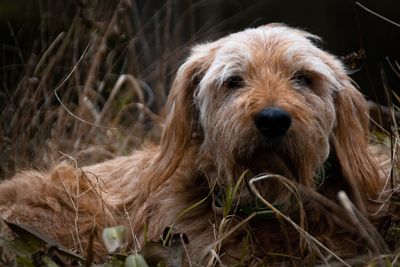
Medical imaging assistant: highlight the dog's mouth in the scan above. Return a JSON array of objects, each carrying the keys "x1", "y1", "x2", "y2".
[
  {"x1": 244, "y1": 137, "x2": 296, "y2": 180},
  {"x1": 247, "y1": 151, "x2": 295, "y2": 180}
]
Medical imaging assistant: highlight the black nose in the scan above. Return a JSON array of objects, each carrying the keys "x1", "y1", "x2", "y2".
[{"x1": 254, "y1": 107, "x2": 292, "y2": 138}]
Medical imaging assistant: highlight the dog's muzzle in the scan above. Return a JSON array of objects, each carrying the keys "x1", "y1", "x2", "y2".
[{"x1": 254, "y1": 107, "x2": 291, "y2": 138}]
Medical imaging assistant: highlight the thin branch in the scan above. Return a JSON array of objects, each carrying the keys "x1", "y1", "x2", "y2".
[{"x1": 356, "y1": 2, "x2": 400, "y2": 28}]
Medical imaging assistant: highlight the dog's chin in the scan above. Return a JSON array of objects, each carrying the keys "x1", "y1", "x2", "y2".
[
  {"x1": 244, "y1": 138, "x2": 296, "y2": 180},
  {"x1": 249, "y1": 152, "x2": 294, "y2": 179}
]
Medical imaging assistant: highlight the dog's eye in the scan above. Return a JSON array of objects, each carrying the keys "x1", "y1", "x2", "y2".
[
  {"x1": 225, "y1": 75, "x2": 244, "y2": 89},
  {"x1": 292, "y1": 73, "x2": 312, "y2": 88}
]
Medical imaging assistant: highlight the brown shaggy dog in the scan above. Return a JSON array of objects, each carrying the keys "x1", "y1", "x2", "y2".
[{"x1": 0, "y1": 24, "x2": 389, "y2": 266}]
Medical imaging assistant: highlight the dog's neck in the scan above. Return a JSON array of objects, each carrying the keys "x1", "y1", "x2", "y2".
[
  {"x1": 206, "y1": 155, "x2": 340, "y2": 220},
  {"x1": 166, "y1": 146, "x2": 350, "y2": 223}
]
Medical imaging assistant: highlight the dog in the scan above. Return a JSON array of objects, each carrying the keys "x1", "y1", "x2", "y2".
[{"x1": 0, "y1": 24, "x2": 388, "y2": 266}]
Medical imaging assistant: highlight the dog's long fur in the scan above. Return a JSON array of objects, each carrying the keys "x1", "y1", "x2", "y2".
[{"x1": 0, "y1": 24, "x2": 389, "y2": 265}]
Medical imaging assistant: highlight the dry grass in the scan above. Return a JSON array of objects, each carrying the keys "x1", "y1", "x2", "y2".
[{"x1": 0, "y1": 0, "x2": 217, "y2": 179}]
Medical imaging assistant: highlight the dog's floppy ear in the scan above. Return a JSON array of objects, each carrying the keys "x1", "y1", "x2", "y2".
[
  {"x1": 147, "y1": 42, "x2": 219, "y2": 191},
  {"x1": 332, "y1": 78, "x2": 381, "y2": 212}
]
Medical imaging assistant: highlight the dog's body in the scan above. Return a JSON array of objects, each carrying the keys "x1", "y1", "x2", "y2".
[{"x1": 0, "y1": 24, "x2": 389, "y2": 266}]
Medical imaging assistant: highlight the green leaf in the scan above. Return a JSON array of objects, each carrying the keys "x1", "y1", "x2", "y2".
[
  {"x1": 224, "y1": 170, "x2": 248, "y2": 216},
  {"x1": 15, "y1": 255, "x2": 35, "y2": 267},
  {"x1": 43, "y1": 256, "x2": 60, "y2": 267},
  {"x1": 0, "y1": 238, "x2": 39, "y2": 257},
  {"x1": 102, "y1": 226, "x2": 126, "y2": 253},
  {"x1": 125, "y1": 254, "x2": 149, "y2": 267}
]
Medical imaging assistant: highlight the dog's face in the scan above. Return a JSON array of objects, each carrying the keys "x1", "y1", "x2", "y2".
[
  {"x1": 156, "y1": 24, "x2": 379, "y2": 201},
  {"x1": 194, "y1": 25, "x2": 340, "y2": 184}
]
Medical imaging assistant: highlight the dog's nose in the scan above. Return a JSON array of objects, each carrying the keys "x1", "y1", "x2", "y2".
[{"x1": 254, "y1": 107, "x2": 292, "y2": 138}]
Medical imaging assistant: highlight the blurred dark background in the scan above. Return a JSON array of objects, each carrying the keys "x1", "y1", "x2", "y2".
[
  {"x1": 0, "y1": 0, "x2": 399, "y2": 177},
  {"x1": 1, "y1": 0, "x2": 399, "y2": 104}
]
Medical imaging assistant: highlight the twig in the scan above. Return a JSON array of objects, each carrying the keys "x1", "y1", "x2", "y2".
[
  {"x1": 6, "y1": 21, "x2": 24, "y2": 64},
  {"x1": 210, "y1": 249, "x2": 227, "y2": 267},
  {"x1": 87, "y1": 74, "x2": 146, "y2": 137},
  {"x1": 248, "y1": 174, "x2": 351, "y2": 267},
  {"x1": 204, "y1": 213, "x2": 256, "y2": 266},
  {"x1": 123, "y1": 204, "x2": 141, "y2": 253},
  {"x1": 53, "y1": 38, "x2": 117, "y2": 129},
  {"x1": 81, "y1": 0, "x2": 123, "y2": 99},
  {"x1": 57, "y1": 170, "x2": 83, "y2": 253},
  {"x1": 33, "y1": 32, "x2": 66, "y2": 77},
  {"x1": 337, "y1": 191, "x2": 388, "y2": 259},
  {"x1": 356, "y1": 2, "x2": 400, "y2": 28}
]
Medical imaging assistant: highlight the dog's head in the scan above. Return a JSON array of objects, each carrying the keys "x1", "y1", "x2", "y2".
[{"x1": 151, "y1": 24, "x2": 381, "y2": 208}]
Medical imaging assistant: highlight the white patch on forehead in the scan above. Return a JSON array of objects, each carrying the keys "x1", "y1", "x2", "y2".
[{"x1": 199, "y1": 39, "x2": 250, "y2": 94}]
